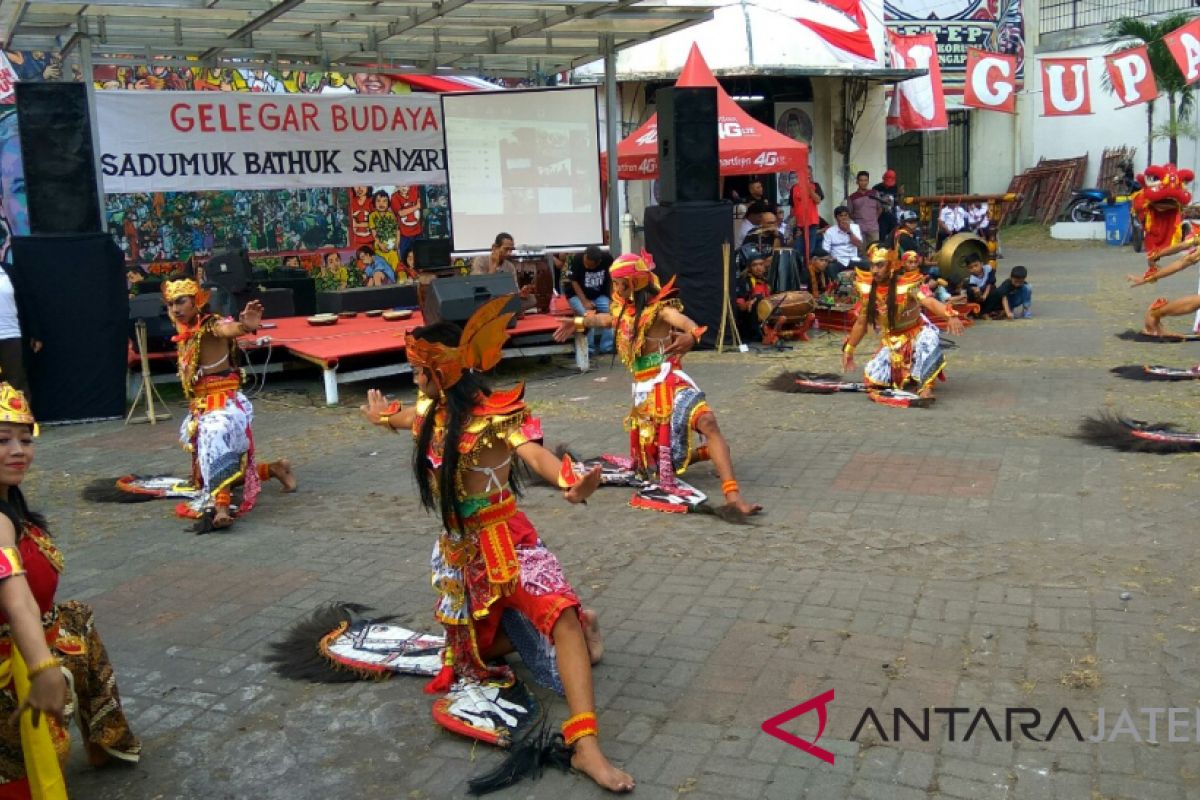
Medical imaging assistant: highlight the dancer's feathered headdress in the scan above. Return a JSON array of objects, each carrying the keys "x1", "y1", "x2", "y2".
[
  {"x1": 405, "y1": 295, "x2": 515, "y2": 392},
  {"x1": 161, "y1": 277, "x2": 210, "y2": 309}
]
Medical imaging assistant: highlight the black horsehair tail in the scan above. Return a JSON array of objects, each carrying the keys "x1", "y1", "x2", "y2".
[
  {"x1": 265, "y1": 602, "x2": 396, "y2": 682},
  {"x1": 1075, "y1": 412, "x2": 1200, "y2": 453},
  {"x1": 80, "y1": 477, "x2": 160, "y2": 503},
  {"x1": 467, "y1": 718, "x2": 573, "y2": 796},
  {"x1": 766, "y1": 371, "x2": 843, "y2": 394}
]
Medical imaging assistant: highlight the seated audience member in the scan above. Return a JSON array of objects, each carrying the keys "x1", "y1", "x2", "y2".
[
  {"x1": 937, "y1": 201, "x2": 965, "y2": 249},
  {"x1": 735, "y1": 255, "x2": 773, "y2": 343},
  {"x1": 471, "y1": 233, "x2": 517, "y2": 275},
  {"x1": 807, "y1": 246, "x2": 832, "y2": 294},
  {"x1": 962, "y1": 254, "x2": 994, "y2": 308},
  {"x1": 736, "y1": 201, "x2": 769, "y2": 248},
  {"x1": 355, "y1": 245, "x2": 397, "y2": 286},
  {"x1": 744, "y1": 209, "x2": 784, "y2": 253},
  {"x1": 822, "y1": 206, "x2": 863, "y2": 279},
  {"x1": 567, "y1": 246, "x2": 615, "y2": 355},
  {"x1": 982, "y1": 265, "x2": 1032, "y2": 319},
  {"x1": 893, "y1": 211, "x2": 921, "y2": 258},
  {"x1": 966, "y1": 201, "x2": 990, "y2": 235}
]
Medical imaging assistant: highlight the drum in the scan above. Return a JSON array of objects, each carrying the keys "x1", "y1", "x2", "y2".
[{"x1": 756, "y1": 290, "x2": 816, "y2": 324}]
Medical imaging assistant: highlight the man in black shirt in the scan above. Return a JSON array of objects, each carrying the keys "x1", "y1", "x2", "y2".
[{"x1": 567, "y1": 245, "x2": 615, "y2": 354}]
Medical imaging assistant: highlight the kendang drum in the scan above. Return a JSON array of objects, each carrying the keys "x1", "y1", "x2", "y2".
[{"x1": 756, "y1": 290, "x2": 816, "y2": 324}]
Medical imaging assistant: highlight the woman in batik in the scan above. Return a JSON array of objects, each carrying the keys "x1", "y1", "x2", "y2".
[{"x1": 0, "y1": 381, "x2": 140, "y2": 797}]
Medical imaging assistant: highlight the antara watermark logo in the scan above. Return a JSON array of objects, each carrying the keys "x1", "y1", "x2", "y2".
[{"x1": 763, "y1": 690, "x2": 1200, "y2": 764}]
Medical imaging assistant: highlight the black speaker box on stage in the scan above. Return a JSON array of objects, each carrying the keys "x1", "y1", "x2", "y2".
[
  {"x1": 413, "y1": 239, "x2": 453, "y2": 270},
  {"x1": 10, "y1": 234, "x2": 127, "y2": 423},
  {"x1": 316, "y1": 284, "x2": 419, "y2": 314},
  {"x1": 255, "y1": 277, "x2": 315, "y2": 316},
  {"x1": 128, "y1": 293, "x2": 176, "y2": 353},
  {"x1": 423, "y1": 274, "x2": 521, "y2": 327},
  {"x1": 656, "y1": 87, "x2": 719, "y2": 205},
  {"x1": 14, "y1": 83, "x2": 103, "y2": 235},
  {"x1": 247, "y1": 287, "x2": 295, "y2": 319},
  {"x1": 644, "y1": 201, "x2": 733, "y2": 349},
  {"x1": 204, "y1": 248, "x2": 253, "y2": 295}
]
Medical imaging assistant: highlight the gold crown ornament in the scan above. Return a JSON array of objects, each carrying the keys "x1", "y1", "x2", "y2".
[
  {"x1": 0, "y1": 382, "x2": 37, "y2": 436},
  {"x1": 161, "y1": 278, "x2": 210, "y2": 309}
]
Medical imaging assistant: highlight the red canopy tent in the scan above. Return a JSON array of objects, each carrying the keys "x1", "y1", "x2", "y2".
[{"x1": 610, "y1": 44, "x2": 809, "y2": 181}]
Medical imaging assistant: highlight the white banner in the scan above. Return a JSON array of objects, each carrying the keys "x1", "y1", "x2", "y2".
[{"x1": 95, "y1": 90, "x2": 447, "y2": 193}]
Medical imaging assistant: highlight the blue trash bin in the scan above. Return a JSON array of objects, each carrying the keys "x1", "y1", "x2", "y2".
[{"x1": 1105, "y1": 201, "x2": 1131, "y2": 246}]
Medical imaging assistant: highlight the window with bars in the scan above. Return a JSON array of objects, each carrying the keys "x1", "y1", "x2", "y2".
[{"x1": 1040, "y1": 0, "x2": 1198, "y2": 35}]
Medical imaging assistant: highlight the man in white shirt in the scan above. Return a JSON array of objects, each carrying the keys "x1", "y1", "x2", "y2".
[
  {"x1": 937, "y1": 203, "x2": 966, "y2": 249},
  {"x1": 735, "y1": 201, "x2": 768, "y2": 248},
  {"x1": 822, "y1": 205, "x2": 863, "y2": 280},
  {"x1": 966, "y1": 201, "x2": 990, "y2": 234}
]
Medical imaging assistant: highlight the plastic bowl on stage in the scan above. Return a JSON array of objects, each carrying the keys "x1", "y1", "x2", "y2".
[
  {"x1": 306, "y1": 314, "x2": 339, "y2": 327},
  {"x1": 365, "y1": 309, "x2": 385, "y2": 317},
  {"x1": 383, "y1": 310, "x2": 413, "y2": 321},
  {"x1": 338, "y1": 311, "x2": 359, "y2": 319}
]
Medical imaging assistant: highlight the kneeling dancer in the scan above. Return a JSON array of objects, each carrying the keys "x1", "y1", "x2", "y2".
[
  {"x1": 164, "y1": 276, "x2": 296, "y2": 529},
  {"x1": 363, "y1": 297, "x2": 633, "y2": 792}
]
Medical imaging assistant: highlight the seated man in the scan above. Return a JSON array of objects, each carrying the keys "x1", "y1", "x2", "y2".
[{"x1": 822, "y1": 206, "x2": 863, "y2": 285}]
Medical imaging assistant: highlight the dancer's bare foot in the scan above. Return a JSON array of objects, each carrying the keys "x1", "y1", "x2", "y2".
[
  {"x1": 580, "y1": 608, "x2": 604, "y2": 665},
  {"x1": 571, "y1": 737, "x2": 635, "y2": 793},
  {"x1": 269, "y1": 459, "x2": 298, "y2": 492},
  {"x1": 724, "y1": 491, "x2": 762, "y2": 516},
  {"x1": 211, "y1": 507, "x2": 235, "y2": 529}
]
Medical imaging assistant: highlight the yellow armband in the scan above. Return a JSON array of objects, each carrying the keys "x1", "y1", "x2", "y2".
[{"x1": 0, "y1": 547, "x2": 25, "y2": 580}]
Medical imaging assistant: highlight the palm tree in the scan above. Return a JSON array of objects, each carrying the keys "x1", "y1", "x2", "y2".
[{"x1": 1104, "y1": 13, "x2": 1196, "y2": 166}]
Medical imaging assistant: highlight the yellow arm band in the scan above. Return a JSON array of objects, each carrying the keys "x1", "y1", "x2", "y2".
[
  {"x1": 0, "y1": 547, "x2": 24, "y2": 580},
  {"x1": 573, "y1": 316, "x2": 586, "y2": 333}
]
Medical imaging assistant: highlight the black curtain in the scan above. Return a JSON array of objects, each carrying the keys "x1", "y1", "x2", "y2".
[
  {"x1": 643, "y1": 201, "x2": 734, "y2": 349},
  {"x1": 10, "y1": 234, "x2": 127, "y2": 423}
]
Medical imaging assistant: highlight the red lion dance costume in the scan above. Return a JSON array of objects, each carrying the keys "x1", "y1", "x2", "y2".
[{"x1": 1133, "y1": 163, "x2": 1194, "y2": 261}]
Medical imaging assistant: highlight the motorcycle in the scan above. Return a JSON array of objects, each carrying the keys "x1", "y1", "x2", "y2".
[{"x1": 1065, "y1": 188, "x2": 1112, "y2": 223}]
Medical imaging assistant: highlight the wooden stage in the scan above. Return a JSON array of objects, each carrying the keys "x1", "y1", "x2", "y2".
[{"x1": 128, "y1": 311, "x2": 588, "y2": 406}]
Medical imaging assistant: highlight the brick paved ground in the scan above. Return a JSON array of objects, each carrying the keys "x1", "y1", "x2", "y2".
[{"x1": 28, "y1": 240, "x2": 1200, "y2": 799}]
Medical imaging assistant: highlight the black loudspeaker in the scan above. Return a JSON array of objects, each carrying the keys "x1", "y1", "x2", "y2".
[
  {"x1": 247, "y1": 287, "x2": 295, "y2": 319},
  {"x1": 413, "y1": 239, "x2": 453, "y2": 270},
  {"x1": 423, "y1": 274, "x2": 521, "y2": 327},
  {"x1": 656, "y1": 87, "x2": 719, "y2": 205},
  {"x1": 128, "y1": 293, "x2": 176, "y2": 353},
  {"x1": 644, "y1": 201, "x2": 734, "y2": 349},
  {"x1": 316, "y1": 284, "x2": 419, "y2": 314},
  {"x1": 10, "y1": 234, "x2": 127, "y2": 422},
  {"x1": 204, "y1": 249, "x2": 253, "y2": 295},
  {"x1": 14, "y1": 83, "x2": 103, "y2": 234},
  {"x1": 256, "y1": 277, "x2": 316, "y2": 316}
]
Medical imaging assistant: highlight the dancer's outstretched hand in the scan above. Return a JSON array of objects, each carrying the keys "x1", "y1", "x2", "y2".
[
  {"x1": 360, "y1": 388, "x2": 394, "y2": 425},
  {"x1": 946, "y1": 316, "x2": 965, "y2": 336},
  {"x1": 552, "y1": 317, "x2": 576, "y2": 343},
  {"x1": 841, "y1": 351, "x2": 856, "y2": 374},
  {"x1": 663, "y1": 330, "x2": 695, "y2": 357},
  {"x1": 564, "y1": 465, "x2": 602, "y2": 504}
]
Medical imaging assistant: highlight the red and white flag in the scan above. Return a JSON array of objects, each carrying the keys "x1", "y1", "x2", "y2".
[
  {"x1": 1165, "y1": 17, "x2": 1200, "y2": 85},
  {"x1": 962, "y1": 49, "x2": 1017, "y2": 114},
  {"x1": 1040, "y1": 57, "x2": 1092, "y2": 116},
  {"x1": 795, "y1": 0, "x2": 878, "y2": 66},
  {"x1": 1105, "y1": 46, "x2": 1158, "y2": 108},
  {"x1": 887, "y1": 33, "x2": 948, "y2": 131}
]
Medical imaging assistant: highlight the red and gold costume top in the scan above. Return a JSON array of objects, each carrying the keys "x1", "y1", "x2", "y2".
[
  {"x1": 608, "y1": 252, "x2": 683, "y2": 371},
  {"x1": 854, "y1": 250, "x2": 924, "y2": 334}
]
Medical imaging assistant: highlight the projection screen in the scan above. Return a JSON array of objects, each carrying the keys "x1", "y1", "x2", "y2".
[{"x1": 441, "y1": 86, "x2": 604, "y2": 252}]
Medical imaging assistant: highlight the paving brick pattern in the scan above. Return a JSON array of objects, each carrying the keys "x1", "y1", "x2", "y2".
[{"x1": 23, "y1": 243, "x2": 1200, "y2": 799}]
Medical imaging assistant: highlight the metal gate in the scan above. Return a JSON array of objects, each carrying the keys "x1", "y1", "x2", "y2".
[{"x1": 886, "y1": 110, "x2": 970, "y2": 197}]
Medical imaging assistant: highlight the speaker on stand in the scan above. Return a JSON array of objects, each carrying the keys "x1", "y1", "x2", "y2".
[{"x1": 656, "y1": 87, "x2": 719, "y2": 205}]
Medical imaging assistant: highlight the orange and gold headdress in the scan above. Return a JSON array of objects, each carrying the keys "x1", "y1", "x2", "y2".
[
  {"x1": 161, "y1": 277, "x2": 210, "y2": 309},
  {"x1": 404, "y1": 295, "x2": 515, "y2": 392},
  {"x1": 610, "y1": 250, "x2": 660, "y2": 292},
  {"x1": 0, "y1": 382, "x2": 37, "y2": 436}
]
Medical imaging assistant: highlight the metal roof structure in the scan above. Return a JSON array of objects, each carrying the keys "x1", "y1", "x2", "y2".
[{"x1": 0, "y1": 0, "x2": 717, "y2": 78}]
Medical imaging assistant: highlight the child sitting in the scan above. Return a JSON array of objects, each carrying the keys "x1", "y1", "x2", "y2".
[{"x1": 982, "y1": 265, "x2": 1032, "y2": 319}]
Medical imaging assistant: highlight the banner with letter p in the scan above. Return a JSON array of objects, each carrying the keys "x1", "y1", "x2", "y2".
[{"x1": 1104, "y1": 46, "x2": 1158, "y2": 108}]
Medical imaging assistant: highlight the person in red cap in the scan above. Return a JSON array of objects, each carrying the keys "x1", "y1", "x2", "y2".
[{"x1": 873, "y1": 169, "x2": 902, "y2": 244}]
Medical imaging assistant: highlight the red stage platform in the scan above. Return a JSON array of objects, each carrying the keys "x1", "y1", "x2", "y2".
[{"x1": 129, "y1": 311, "x2": 587, "y2": 406}]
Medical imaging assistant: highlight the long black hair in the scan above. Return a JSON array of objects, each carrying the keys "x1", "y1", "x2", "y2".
[
  {"x1": 864, "y1": 271, "x2": 899, "y2": 331},
  {"x1": 624, "y1": 281, "x2": 662, "y2": 354},
  {"x1": 0, "y1": 485, "x2": 47, "y2": 537},
  {"x1": 409, "y1": 322, "x2": 523, "y2": 536}
]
